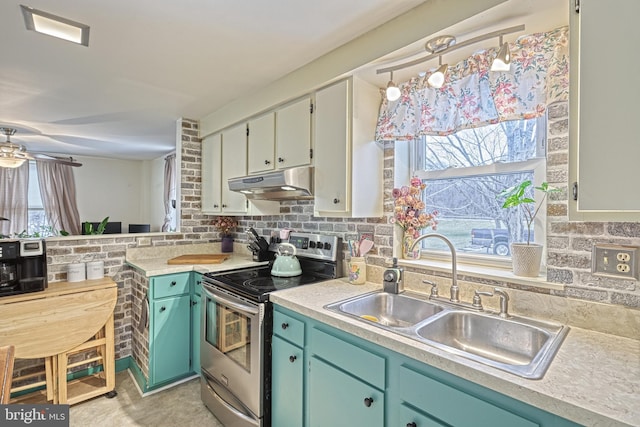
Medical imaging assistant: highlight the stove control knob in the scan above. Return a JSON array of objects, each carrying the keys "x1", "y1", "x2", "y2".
[
  {"x1": 309, "y1": 241, "x2": 316, "y2": 248},
  {"x1": 316, "y1": 242, "x2": 324, "y2": 249},
  {"x1": 324, "y1": 242, "x2": 331, "y2": 251}
]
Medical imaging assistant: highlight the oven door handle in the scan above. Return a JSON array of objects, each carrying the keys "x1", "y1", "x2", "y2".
[{"x1": 203, "y1": 284, "x2": 259, "y2": 315}]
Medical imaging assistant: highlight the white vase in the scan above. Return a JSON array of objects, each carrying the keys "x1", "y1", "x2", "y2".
[{"x1": 510, "y1": 243, "x2": 543, "y2": 277}]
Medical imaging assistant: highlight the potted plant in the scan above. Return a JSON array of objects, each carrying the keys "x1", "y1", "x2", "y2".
[
  {"x1": 389, "y1": 177, "x2": 438, "y2": 259},
  {"x1": 498, "y1": 180, "x2": 559, "y2": 277},
  {"x1": 213, "y1": 216, "x2": 238, "y2": 253}
]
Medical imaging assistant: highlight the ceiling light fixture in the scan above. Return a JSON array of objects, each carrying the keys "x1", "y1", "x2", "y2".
[
  {"x1": 0, "y1": 128, "x2": 33, "y2": 169},
  {"x1": 385, "y1": 71, "x2": 401, "y2": 101},
  {"x1": 20, "y1": 5, "x2": 90, "y2": 46},
  {"x1": 376, "y1": 25, "x2": 524, "y2": 83},
  {"x1": 427, "y1": 56, "x2": 448, "y2": 88},
  {"x1": 491, "y1": 35, "x2": 512, "y2": 72}
]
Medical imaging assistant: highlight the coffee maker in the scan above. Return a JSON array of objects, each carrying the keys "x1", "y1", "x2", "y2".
[{"x1": 0, "y1": 240, "x2": 48, "y2": 297}]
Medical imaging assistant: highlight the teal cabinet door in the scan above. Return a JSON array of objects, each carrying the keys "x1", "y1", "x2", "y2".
[
  {"x1": 308, "y1": 356, "x2": 384, "y2": 427},
  {"x1": 150, "y1": 293, "x2": 191, "y2": 385},
  {"x1": 272, "y1": 335, "x2": 304, "y2": 427},
  {"x1": 191, "y1": 273, "x2": 202, "y2": 375}
]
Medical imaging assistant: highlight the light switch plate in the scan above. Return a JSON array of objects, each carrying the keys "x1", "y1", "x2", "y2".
[{"x1": 592, "y1": 244, "x2": 639, "y2": 280}]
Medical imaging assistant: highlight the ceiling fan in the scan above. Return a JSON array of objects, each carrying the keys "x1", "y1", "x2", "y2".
[{"x1": 0, "y1": 127, "x2": 82, "y2": 168}]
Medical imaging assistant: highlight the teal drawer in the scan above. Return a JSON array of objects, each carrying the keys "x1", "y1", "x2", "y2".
[
  {"x1": 310, "y1": 327, "x2": 385, "y2": 390},
  {"x1": 398, "y1": 365, "x2": 538, "y2": 427},
  {"x1": 151, "y1": 273, "x2": 190, "y2": 299},
  {"x1": 273, "y1": 309, "x2": 305, "y2": 346}
]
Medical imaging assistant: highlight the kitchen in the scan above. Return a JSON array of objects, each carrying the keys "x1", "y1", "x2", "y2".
[{"x1": 1, "y1": 0, "x2": 639, "y2": 426}]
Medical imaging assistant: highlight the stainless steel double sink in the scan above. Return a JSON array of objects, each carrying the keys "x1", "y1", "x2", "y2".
[{"x1": 324, "y1": 291, "x2": 569, "y2": 379}]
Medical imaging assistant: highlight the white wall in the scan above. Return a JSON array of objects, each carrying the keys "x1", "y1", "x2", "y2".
[
  {"x1": 74, "y1": 156, "x2": 165, "y2": 232},
  {"x1": 199, "y1": 0, "x2": 507, "y2": 136}
]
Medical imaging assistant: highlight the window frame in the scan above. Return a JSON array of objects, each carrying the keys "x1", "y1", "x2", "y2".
[{"x1": 406, "y1": 115, "x2": 548, "y2": 270}]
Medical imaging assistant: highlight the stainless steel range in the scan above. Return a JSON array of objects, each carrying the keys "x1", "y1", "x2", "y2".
[{"x1": 200, "y1": 232, "x2": 341, "y2": 427}]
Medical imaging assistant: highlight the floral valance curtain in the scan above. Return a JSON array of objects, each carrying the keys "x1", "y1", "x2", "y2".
[{"x1": 375, "y1": 26, "x2": 569, "y2": 140}]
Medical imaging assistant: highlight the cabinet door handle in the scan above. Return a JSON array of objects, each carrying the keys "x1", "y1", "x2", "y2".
[
  {"x1": 278, "y1": 157, "x2": 285, "y2": 163},
  {"x1": 159, "y1": 306, "x2": 166, "y2": 312},
  {"x1": 281, "y1": 322, "x2": 289, "y2": 329},
  {"x1": 289, "y1": 355, "x2": 297, "y2": 363},
  {"x1": 170, "y1": 281, "x2": 176, "y2": 286},
  {"x1": 222, "y1": 204, "x2": 227, "y2": 208},
  {"x1": 265, "y1": 160, "x2": 271, "y2": 165},
  {"x1": 192, "y1": 300, "x2": 198, "y2": 306},
  {"x1": 407, "y1": 423, "x2": 417, "y2": 427},
  {"x1": 213, "y1": 204, "x2": 219, "y2": 208},
  {"x1": 363, "y1": 397, "x2": 374, "y2": 407},
  {"x1": 333, "y1": 198, "x2": 340, "y2": 204}
]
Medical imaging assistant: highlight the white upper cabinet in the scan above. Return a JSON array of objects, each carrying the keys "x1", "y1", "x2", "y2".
[
  {"x1": 569, "y1": 0, "x2": 640, "y2": 220},
  {"x1": 201, "y1": 133, "x2": 223, "y2": 214},
  {"x1": 275, "y1": 97, "x2": 312, "y2": 169},
  {"x1": 313, "y1": 77, "x2": 383, "y2": 217},
  {"x1": 248, "y1": 113, "x2": 276, "y2": 174}
]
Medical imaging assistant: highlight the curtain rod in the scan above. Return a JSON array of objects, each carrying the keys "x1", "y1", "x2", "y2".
[{"x1": 376, "y1": 24, "x2": 525, "y2": 75}]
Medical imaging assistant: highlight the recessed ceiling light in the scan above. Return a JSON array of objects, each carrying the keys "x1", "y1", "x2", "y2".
[{"x1": 20, "y1": 5, "x2": 90, "y2": 46}]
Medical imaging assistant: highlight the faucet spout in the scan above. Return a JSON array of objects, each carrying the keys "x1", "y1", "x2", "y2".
[{"x1": 409, "y1": 233, "x2": 459, "y2": 303}]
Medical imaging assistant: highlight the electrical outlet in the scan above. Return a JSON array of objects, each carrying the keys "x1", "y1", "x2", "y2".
[
  {"x1": 136, "y1": 237, "x2": 151, "y2": 247},
  {"x1": 592, "y1": 244, "x2": 639, "y2": 280}
]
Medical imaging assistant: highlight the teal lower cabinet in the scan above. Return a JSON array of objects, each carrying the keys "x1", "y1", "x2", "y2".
[
  {"x1": 147, "y1": 272, "x2": 199, "y2": 389},
  {"x1": 272, "y1": 335, "x2": 304, "y2": 426},
  {"x1": 191, "y1": 272, "x2": 202, "y2": 375},
  {"x1": 271, "y1": 304, "x2": 581, "y2": 427}
]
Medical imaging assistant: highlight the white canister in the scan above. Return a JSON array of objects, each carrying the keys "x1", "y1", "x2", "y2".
[
  {"x1": 67, "y1": 263, "x2": 86, "y2": 282},
  {"x1": 86, "y1": 260, "x2": 105, "y2": 280}
]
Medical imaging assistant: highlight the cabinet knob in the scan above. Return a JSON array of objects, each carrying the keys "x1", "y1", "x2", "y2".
[
  {"x1": 289, "y1": 355, "x2": 297, "y2": 363},
  {"x1": 278, "y1": 157, "x2": 285, "y2": 163},
  {"x1": 191, "y1": 300, "x2": 198, "y2": 306},
  {"x1": 407, "y1": 423, "x2": 417, "y2": 427},
  {"x1": 170, "y1": 281, "x2": 176, "y2": 286},
  {"x1": 281, "y1": 322, "x2": 289, "y2": 330},
  {"x1": 222, "y1": 204, "x2": 227, "y2": 208},
  {"x1": 363, "y1": 397, "x2": 374, "y2": 407},
  {"x1": 265, "y1": 160, "x2": 271, "y2": 165},
  {"x1": 160, "y1": 306, "x2": 166, "y2": 312},
  {"x1": 213, "y1": 204, "x2": 219, "y2": 208},
  {"x1": 333, "y1": 198, "x2": 340, "y2": 204},
  {"x1": 197, "y1": 280, "x2": 201, "y2": 285}
]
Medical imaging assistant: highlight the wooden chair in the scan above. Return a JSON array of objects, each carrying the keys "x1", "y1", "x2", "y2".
[{"x1": 0, "y1": 345, "x2": 15, "y2": 404}]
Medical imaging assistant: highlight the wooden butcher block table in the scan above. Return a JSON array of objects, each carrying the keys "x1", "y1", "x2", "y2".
[{"x1": 0, "y1": 277, "x2": 118, "y2": 404}]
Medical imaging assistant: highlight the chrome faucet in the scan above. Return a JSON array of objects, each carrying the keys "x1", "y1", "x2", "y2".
[
  {"x1": 409, "y1": 233, "x2": 459, "y2": 303},
  {"x1": 472, "y1": 288, "x2": 511, "y2": 318}
]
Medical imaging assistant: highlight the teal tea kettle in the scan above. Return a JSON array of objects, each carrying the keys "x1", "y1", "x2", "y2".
[{"x1": 271, "y1": 243, "x2": 302, "y2": 277}]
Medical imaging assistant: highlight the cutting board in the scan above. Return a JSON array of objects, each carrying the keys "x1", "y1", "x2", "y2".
[{"x1": 167, "y1": 254, "x2": 229, "y2": 265}]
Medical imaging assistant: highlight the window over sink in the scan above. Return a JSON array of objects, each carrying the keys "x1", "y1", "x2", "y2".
[{"x1": 411, "y1": 115, "x2": 547, "y2": 266}]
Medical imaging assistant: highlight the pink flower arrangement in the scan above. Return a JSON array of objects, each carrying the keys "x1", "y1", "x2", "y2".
[
  {"x1": 390, "y1": 177, "x2": 438, "y2": 238},
  {"x1": 212, "y1": 216, "x2": 238, "y2": 236}
]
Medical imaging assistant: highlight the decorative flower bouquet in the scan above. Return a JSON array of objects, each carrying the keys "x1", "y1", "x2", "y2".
[
  {"x1": 212, "y1": 216, "x2": 238, "y2": 236},
  {"x1": 390, "y1": 177, "x2": 438, "y2": 238}
]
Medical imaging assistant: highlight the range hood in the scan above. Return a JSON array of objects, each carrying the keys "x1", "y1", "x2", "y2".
[{"x1": 228, "y1": 166, "x2": 313, "y2": 200}]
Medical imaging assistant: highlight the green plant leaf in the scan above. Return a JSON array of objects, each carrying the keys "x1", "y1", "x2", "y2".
[{"x1": 96, "y1": 216, "x2": 110, "y2": 235}]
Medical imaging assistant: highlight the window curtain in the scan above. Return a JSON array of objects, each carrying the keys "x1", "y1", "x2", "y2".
[
  {"x1": 36, "y1": 162, "x2": 81, "y2": 235},
  {"x1": 375, "y1": 26, "x2": 569, "y2": 140},
  {"x1": 162, "y1": 154, "x2": 176, "y2": 232},
  {"x1": 0, "y1": 163, "x2": 29, "y2": 237}
]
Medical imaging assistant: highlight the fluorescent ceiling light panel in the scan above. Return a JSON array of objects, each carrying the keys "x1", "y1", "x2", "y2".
[{"x1": 21, "y1": 5, "x2": 90, "y2": 46}]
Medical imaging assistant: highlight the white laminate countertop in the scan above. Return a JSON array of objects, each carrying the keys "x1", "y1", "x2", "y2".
[
  {"x1": 126, "y1": 254, "x2": 268, "y2": 277},
  {"x1": 270, "y1": 279, "x2": 640, "y2": 427}
]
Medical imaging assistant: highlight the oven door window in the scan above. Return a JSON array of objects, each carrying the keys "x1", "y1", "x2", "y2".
[{"x1": 205, "y1": 295, "x2": 252, "y2": 372}]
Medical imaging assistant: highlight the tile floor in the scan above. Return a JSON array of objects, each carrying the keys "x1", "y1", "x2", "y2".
[{"x1": 69, "y1": 371, "x2": 223, "y2": 427}]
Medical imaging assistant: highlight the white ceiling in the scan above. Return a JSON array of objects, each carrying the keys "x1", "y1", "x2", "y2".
[{"x1": 0, "y1": 0, "x2": 568, "y2": 161}]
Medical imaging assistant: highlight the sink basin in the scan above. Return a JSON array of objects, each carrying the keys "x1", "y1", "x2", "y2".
[
  {"x1": 325, "y1": 291, "x2": 569, "y2": 379},
  {"x1": 325, "y1": 291, "x2": 444, "y2": 328},
  {"x1": 416, "y1": 310, "x2": 569, "y2": 379}
]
